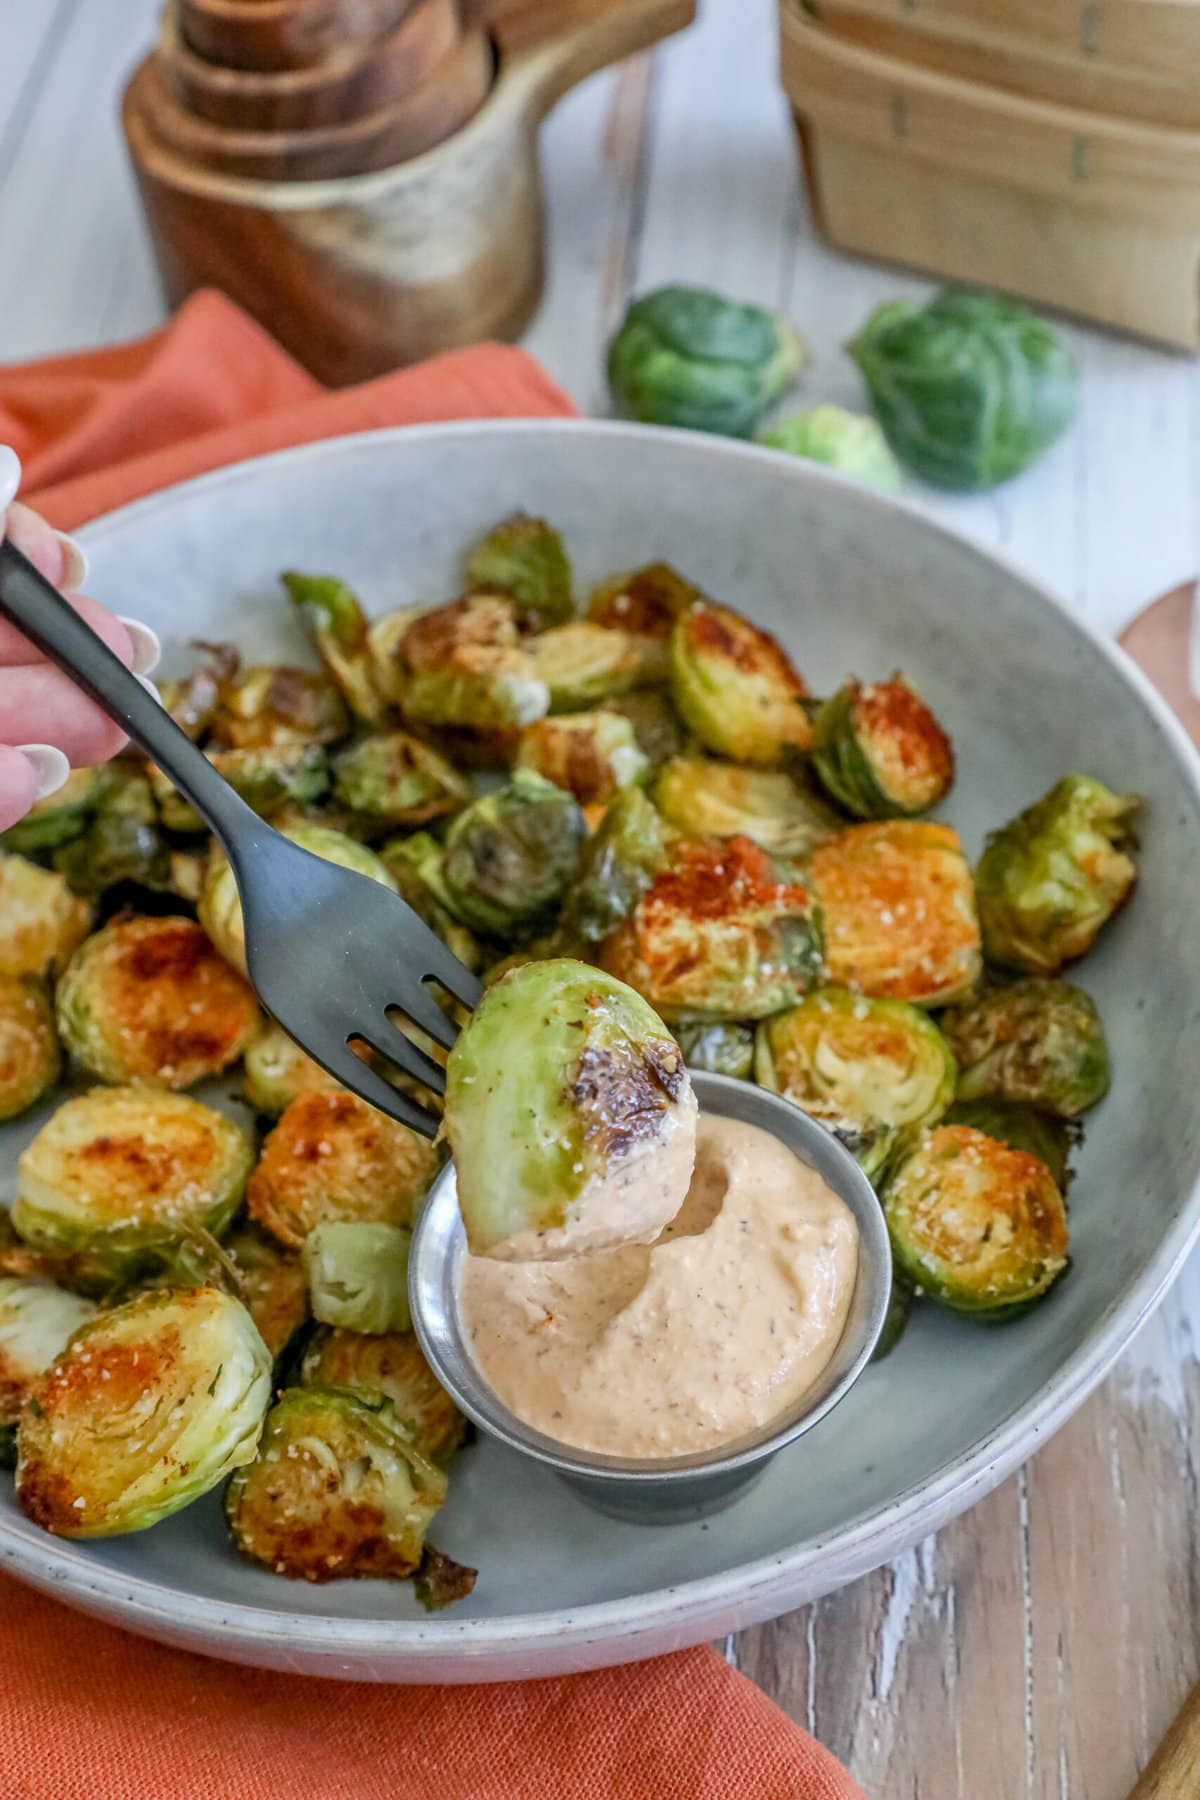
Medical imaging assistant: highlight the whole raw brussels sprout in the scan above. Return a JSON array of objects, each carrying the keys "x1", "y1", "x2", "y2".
[
  {"x1": 149, "y1": 742, "x2": 330, "y2": 834},
  {"x1": 670, "y1": 601, "x2": 812, "y2": 765},
  {"x1": 0, "y1": 854, "x2": 92, "y2": 980},
  {"x1": 52, "y1": 768, "x2": 170, "y2": 897},
  {"x1": 0, "y1": 977, "x2": 61, "y2": 1121},
  {"x1": 675, "y1": 1021, "x2": 755, "y2": 1081},
  {"x1": 0, "y1": 767, "x2": 110, "y2": 855},
  {"x1": 17, "y1": 1285, "x2": 271, "y2": 1537},
  {"x1": 441, "y1": 770, "x2": 585, "y2": 940},
  {"x1": 517, "y1": 712, "x2": 649, "y2": 804},
  {"x1": 760, "y1": 405, "x2": 902, "y2": 490},
  {"x1": 975, "y1": 774, "x2": 1139, "y2": 975},
  {"x1": 332, "y1": 730, "x2": 471, "y2": 833},
  {"x1": 299, "y1": 1326, "x2": 467, "y2": 1465},
  {"x1": 0, "y1": 1277, "x2": 97, "y2": 1429},
  {"x1": 941, "y1": 978, "x2": 1109, "y2": 1117},
  {"x1": 444, "y1": 958, "x2": 697, "y2": 1260},
  {"x1": 943, "y1": 1098, "x2": 1074, "y2": 1192},
  {"x1": 397, "y1": 594, "x2": 549, "y2": 732},
  {"x1": 212, "y1": 663, "x2": 349, "y2": 750},
  {"x1": 848, "y1": 286, "x2": 1078, "y2": 491},
  {"x1": 558, "y1": 784, "x2": 670, "y2": 944},
  {"x1": 608, "y1": 285, "x2": 805, "y2": 437},
  {"x1": 812, "y1": 675, "x2": 954, "y2": 820},
  {"x1": 463, "y1": 512, "x2": 573, "y2": 626},
  {"x1": 282, "y1": 571, "x2": 387, "y2": 724},
  {"x1": 654, "y1": 757, "x2": 839, "y2": 858},
  {"x1": 303, "y1": 1221, "x2": 413, "y2": 1334}
]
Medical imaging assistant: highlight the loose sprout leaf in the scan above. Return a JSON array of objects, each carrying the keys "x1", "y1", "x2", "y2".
[
  {"x1": 282, "y1": 571, "x2": 388, "y2": 725},
  {"x1": 463, "y1": 514, "x2": 573, "y2": 626},
  {"x1": 415, "y1": 1544, "x2": 478, "y2": 1612}
]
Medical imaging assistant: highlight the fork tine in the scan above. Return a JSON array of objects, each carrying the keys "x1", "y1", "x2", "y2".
[
  {"x1": 312, "y1": 1036, "x2": 442, "y2": 1139},
  {"x1": 418, "y1": 937, "x2": 485, "y2": 1012},
  {"x1": 356, "y1": 1016, "x2": 447, "y2": 1096}
]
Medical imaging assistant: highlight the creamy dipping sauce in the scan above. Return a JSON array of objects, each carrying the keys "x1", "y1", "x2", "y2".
[{"x1": 458, "y1": 1114, "x2": 859, "y2": 1458}]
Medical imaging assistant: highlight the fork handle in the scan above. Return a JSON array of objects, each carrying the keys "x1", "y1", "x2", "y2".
[{"x1": 0, "y1": 540, "x2": 257, "y2": 849}]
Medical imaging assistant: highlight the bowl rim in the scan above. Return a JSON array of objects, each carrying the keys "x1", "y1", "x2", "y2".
[{"x1": 4, "y1": 416, "x2": 1199, "y2": 1668}]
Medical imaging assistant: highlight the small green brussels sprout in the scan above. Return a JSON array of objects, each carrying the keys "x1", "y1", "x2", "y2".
[
  {"x1": 377, "y1": 831, "x2": 485, "y2": 973},
  {"x1": 675, "y1": 1021, "x2": 755, "y2": 1080},
  {"x1": 607, "y1": 284, "x2": 805, "y2": 437},
  {"x1": 243, "y1": 1020, "x2": 344, "y2": 1114},
  {"x1": 755, "y1": 986, "x2": 956, "y2": 1181},
  {"x1": 199, "y1": 821, "x2": 397, "y2": 975},
  {"x1": 398, "y1": 595, "x2": 549, "y2": 732},
  {"x1": 15, "y1": 1087, "x2": 253, "y2": 1280},
  {"x1": 847, "y1": 286, "x2": 1078, "y2": 491},
  {"x1": 529, "y1": 621, "x2": 662, "y2": 713},
  {"x1": 303, "y1": 1221, "x2": 412, "y2": 1334},
  {"x1": 248, "y1": 1090, "x2": 439, "y2": 1250},
  {"x1": 760, "y1": 405, "x2": 902, "y2": 490},
  {"x1": 975, "y1": 774, "x2": 1139, "y2": 975},
  {"x1": 811, "y1": 821, "x2": 982, "y2": 1006},
  {"x1": 883, "y1": 1123, "x2": 1069, "y2": 1316},
  {"x1": 332, "y1": 730, "x2": 471, "y2": 833},
  {"x1": 812, "y1": 675, "x2": 955, "y2": 820},
  {"x1": 600, "y1": 689, "x2": 688, "y2": 768},
  {"x1": 445, "y1": 958, "x2": 697, "y2": 1260},
  {"x1": 441, "y1": 770, "x2": 585, "y2": 940},
  {"x1": 871, "y1": 1274, "x2": 914, "y2": 1361},
  {"x1": 654, "y1": 757, "x2": 840, "y2": 858},
  {"x1": 225, "y1": 1386, "x2": 446, "y2": 1582},
  {"x1": 600, "y1": 834, "x2": 823, "y2": 1020},
  {"x1": 943, "y1": 1098, "x2": 1074, "y2": 1192},
  {"x1": 212, "y1": 663, "x2": 350, "y2": 751},
  {"x1": 670, "y1": 601, "x2": 812, "y2": 765},
  {"x1": 222, "y1": 1223, "x2": 309, "y2": 1362},
  {"x1": 463, "y1": 513, "x2": 573, "y2": 626},
  {"x1": 0, "y1": 854, "x2": 93, "y2": 980},
  {"x1": 149, "y1": 742, "x2": 330, "y2": 834},
  {"x1": 0, "y1": 767, "x2": 110, "y2": 855},
  {"x1": 282, "y1": 571, "x2": 387, "y2": 725},
  {"x1": 56, "y1": 915, "x2": 259, "y2": 1090},
  {"x1": 0, "y1": 1277, "x2": 97, "y2": 1428},
  {"x1": 517, "y1": 712, "x2": 649, "y2": 805},
  {"x1": 558, "y1": 785, "x2": 670, "y2": 945},
  {"x1": 17, "y1": 1285, "x2": 271, "y2": 1538},
  {"x1": 299, "y1": 1326, "x2": 467, "y2": 1465},
  {"x1": 942, "y1": 978, "x2": 1109, "y2": 1118},
  {"x1": 587, "y1": 563, "x2": 701, "y2": 679},
  {"x1": 0, "y1": 977, "x2": 61, "y2": 1121},
  {"x1": 53, "y1": 768, "x2": 170, "y2": 897},
  {"x1": 157, "y1": 640, "x2": 239, "y2": 741}
]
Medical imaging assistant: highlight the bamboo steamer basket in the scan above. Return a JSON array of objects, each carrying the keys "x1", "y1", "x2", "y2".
[{"x1": 780, "y1": 4, "x2": 1200, "y2": 348}]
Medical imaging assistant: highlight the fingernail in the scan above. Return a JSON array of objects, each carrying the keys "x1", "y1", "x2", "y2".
[
  {"x1": 0, "y1": 447, "x2": 21, "y2": 514},
  {"x1": 55, "y1": 531, "x2": 89, "y2": 594},
  {"x1": 118, "y1": 616, "x2": 161, "y2": 677},
  {"x1": 16, "y1": 743, "x2": 69, "y2": 802},
  {"x1": 136, "y1": 674, "x2": 163, "y2": 705}
]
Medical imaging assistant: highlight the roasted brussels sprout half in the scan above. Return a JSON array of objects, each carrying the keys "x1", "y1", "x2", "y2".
[
  {"x1": 0, "y1": 854, "x2": 93, "y2": 980},
  {"x1": 299, "y1": 1326, "x2": 467, "y2": 1465},
  {"x1": 943, "y1": 1098, "x2": 1074, "y2": 1192},
  {"x1": 53, "y1": 768, "x2": 170, "y2": 897},
  {"x1": 212, "y1": 663, "x2": 349, "y2": 750},
  {"x1": 303, "y1": 1221, "x2": 412, "y2": 1334},
  {"x1": 444, "y1": 959, "x2": 697, "y2": 1260},
  {"x1": 529, "y1": 621, "x2": 661, "y2": 712},
  {"x1": 811, "y1": 821, "x2": 982, "y2": 1006},
  {"x1": 56, "y1": 915, "x2": 259, "y2": 1090},
  {"x1": 517, "y1": 712, "x2": 649, "y2": 804},
  {"x1": 243, "y1": 1020, "x2": 343, "y2": 1114},
  {"x1": 883, "y1": 1124, "x2": 1069, "y2": 1316},
  {"x1": 158, "y1": 640, "x2": 239, "y2": 741},
  {"x1": 463, "y1": 512, "x2": 573, "y2": 626},
  {"x1": 600, "y1": 689, "x2": 688, "y2": 767},
  {"x1": 755, "y1": 987, "x2": 956, "y2": 1180},
  {"x1": 0, "y1": 1277, "x2": 97, "y2": 1428},
  {"x1": 149, "y1": 742, "x2": 330, "y2": 834},
  {"x1": 942, "y1": 978, "x2": 1109, "y2": 1118},
  {"x1": 760, "y1": 405, "x2": 902, "y2": 490},
  {"x1": 377, "y1": 831, "x2": 485, "y2": 973},
  {"x1": 0, "y1": 767, "x2": 110, "y2": 855},
  {"x1": 248, "y1": 1090, "x2": 438, "y2": 1250},
  {"x1": 282, "y1": 571, "x2": 387, "y2": 724},
  {"x1": 441, "y1": 770, "x2": 585, "y2": 940},
  {"x1": 15, "y1": 1087, "x2": 253, "y2": 1280},
  {"x1": 587, "y1": 562, "x2": 700, "y2": 676},
  {"x1": 398, "y1": 595, "x2": 549, "y2": 732},
  {"x1": 812, "y1": 675, "x2": 954, "y2": 820},
  {"x1": 654, "y1": 757, "x2": 839, "y2": 857},
  {"x1": 670, "y1": 601, "x2": 812, "y2": 765},
  {"x1": 848, "y1": 286, "x2": 1078, "y2": 491},
  {"x1": 0, "y1": 1211, "x2": 117, "y2": 1304},
  {"x1": 222, "y1": 1223, "x2": 309, "y2": 1362},
  {"x1": 607, "y1": 284, "x2": 805, "y2": 437},
  {"x1": 0, "y1": 977, "x2": 61, "y2": 1121},
  {"x1": 600, "y1": 833, "x2": 822, "y2": 1020},
  {"x1": 225, "y1": 1386, "x2": 445, "y2": 1582},
  {"x1": 331, "y1": 730, "x2": 471, "y2": 833},
  {"x1": 558, "y1": 785, "x2": 670, "y2": 945},
  {"x1": 675, "y1": 1020, "x2": 755, "y2": 1080},
  {"x1": 975, "y1": 775, "x2": 1139, "y2": 975},
  {"x1": 16, "y1": 1285, "x2": 271, "y2": 1537},
  {"x1": 200, "y1": 822, "x2": 397, "y2": 975}
]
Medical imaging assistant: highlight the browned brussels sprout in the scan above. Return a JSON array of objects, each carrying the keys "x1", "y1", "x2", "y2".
[
  {"x1": 441, "y1": 770, "x2": 585, "y2": 940},
  {"x1": 654, "y1": 757, "x2": 839, "y2": 858},
  {"x1": 670, "y1": 601, "x2": 811, "y2": 765},
  {"x1": 299, "y1": 1326, "x2": 467, "y2": 1465},
  {"x1": 243, "y1": 1019, "x2": 344, "y2": 1114},
  {"x1": 599, "y1": 833, "x2": 823, "y2": 1020},
  {"x1": 53, "y1": 768, "x2": 170, "y2": 897},
  {"x1": 587, "y1": 563, "x2": 701, "y2": 677},
  {"x1": 158, "y1": 640, "x2": 239, "y2": 740},
  {"x1": 941, "y1": 978, "x2": 1109, "y2": 1118},
  {"x1": 397, "y1": 595, "x2": 549, "y2": 732},
  {"x1": 675, "y1": 1021, "x2": 755, "y2": 1080},
  {"x1": 975, "y1": 775, "x2": 1139, "y2": 974},
  {"x1": 0, "y1": 855, "x2": 93, "y2": 981},
  {"x1": 811, "y1": 821, "x2": 981, "y2": 1007},
  {"x1": 463, "y1": 512, "x2": 573, "y2": 626},
  {"x1": 0, "y1": 767, "x2": 110, "y2": 855},
  {"x1": 332, "y1": 730, "x2": 471, "y2": 833},
  {"x1": 517, "y1": 712, "x2": 649, "y2": 804},
  {"x1": 812, "y1": 675, "x2": 954, "y2": 819},
  {"x1": 529, "y1": 621, "x2": 662, "y2": 712},
  {"x1": 943, "y1": 1098, "x2": 1074, "y2": 1191},
  {"x1": 558, "y1": 785, "x2": 670, "y2": 945},
  {"x1": 600, "y1": 689, "x2": 688, "y2": 767},
  {"x1": 0, "y1": 1277, "x2": 97, "y2": 1432},
  {"x1": 149, "y1": 743, "x2": 330, "y2": 834},
  {"x1": 223, "y1": 1223, "x2": 309, "y2": 1362},
  {"x1": 212, "y1": 664, "x2": 349, "y2": 751},
  {"x1": 282, "y1": 571, "x2": 387, "y2": 724},
  {"x1": 0, "y1": 977, "x2": 61, "y2": 1121}
]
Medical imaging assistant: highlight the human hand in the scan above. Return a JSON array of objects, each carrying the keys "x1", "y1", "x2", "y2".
[{"x1": 0, "y1": 446, "x2": 161, "y2": 834}]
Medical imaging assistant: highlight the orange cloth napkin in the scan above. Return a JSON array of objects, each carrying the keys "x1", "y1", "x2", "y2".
[{"x1": 0, "y1": 291, "x2": 867, "y2": 1800}]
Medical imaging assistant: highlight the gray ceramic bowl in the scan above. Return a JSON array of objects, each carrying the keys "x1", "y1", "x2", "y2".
[
  {"x1": 1, "y1": 420, "x2": 1199, "y2": 1683},
  {"x1": 410, "y1": 1072, "x2": 893, "y2": 1525}
]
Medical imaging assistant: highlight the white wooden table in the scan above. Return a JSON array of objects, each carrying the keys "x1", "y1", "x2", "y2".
[{"x1": 4, "y1": 2, "x2": 1200, "y2": 1791}]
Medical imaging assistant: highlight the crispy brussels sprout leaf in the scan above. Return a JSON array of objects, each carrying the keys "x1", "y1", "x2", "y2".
[
  {"x1": 226, "y1": 1386, "x2": 446, "y2": 1582},
  {"x1": 600, "y1": 689, "x2": 688, "y2": 768},
  {"x1": 756, "y1": 987, "x2": 956, "y2": 1182},
  {"x1": 441, "y1": 770, "x2": 585, "y2": 940},
  {"x1": 399, "y1": 595, "x2": 549, "y2": 732},
  {"x1": 150, "y1": 743, "x2": 330, "y2": 834},
  {"x1": 654, "y1": 757, "x2": 840, "y2": 857},
  {"x1": 529, "y1": 622, "x2": 662, "y2": 713},
  {"x1": 0, "y1": 855, "x2": 93, "y2": 981},
  {"x1": 57, "y1": 915, "x2": 259, "y2": 1089},
  {"x1": 587, "y1": 563, "x2": 700, "y2": 671},
  {"x1": 332, "y1": 730, "x2": 471, "y2": 833},
  {"x1": 870, "y1": 1275, "x2": 914, "y2": 1361},
  {"x1": 670, "y1": 602, "x2": 811, "y2": 765},
  {"x1": 942, "y1": 978, "x2": 1109, "y2": 1118},
  {"x1": 943, "y1": 1099, "x2": 1075, "y2": 1192},
  {"x1": 0, "y1": 767, "x2": 111, "y2": 855},
  {"x1": 463, "y1": 513, "x2": 573, "y2": 625},
  {"x1": 53, "y1": 769, "x2": 170, "y2": 897},
  {"x1": 414, "y1": 1545, "x2": 478, "y2": 1612},
  {"x1": 975, "y1": 774, "x2": 1139, "y2": 975},
  {"x1": 303, "y1": 1221, "x2": 412, "y2": 1334},
  {"x1": 811, "y1": 821, "x2": 981, "y2": 1006},
  {"x1": 760, "y1": 405, "x2": 902, "y2": 490},
  {"x1": 213, "y1": 663, "x2": 350, "y2": 751},
  {"x1": 299, "y1": 1326, "x2": 467, "y2": 1464},
  {"x1": 517, "y1": 712, "x2": 649, "y2": 805},
  {"x1": 17, "y1": 1286, "x2": 271, "y2": 1537},
  {"x1": 0, "y1": 977, "x2": 61, "y2": 1121},
  {"x1": 243, "y1": 1019, "x2": 344, "y2": 1114},
  {"x1": 883, "y1": 1124, "x2": 1069, "y2": 1316},
  {"x1": 558, "y1": 786, "x2": 669, "y2": 945},
  {"x1": 600, "y1": 834, "x2": 823, "y2": 1020},
  {"x1": 0, "y1": 1277, "x2": 97, "y2": 1427},
  {"x1": 282, "y1": 571, "x2": 387, "y2": 724},
  {"x1": 675, "y1": 1021, "x2": 755, "y2": 1080},
  {"x1": 813, "y1": 676, "x2": 954, "y2": 820},
  {"x1": 445, "y1": 959, "x2": 697, "y2": 1260}
]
